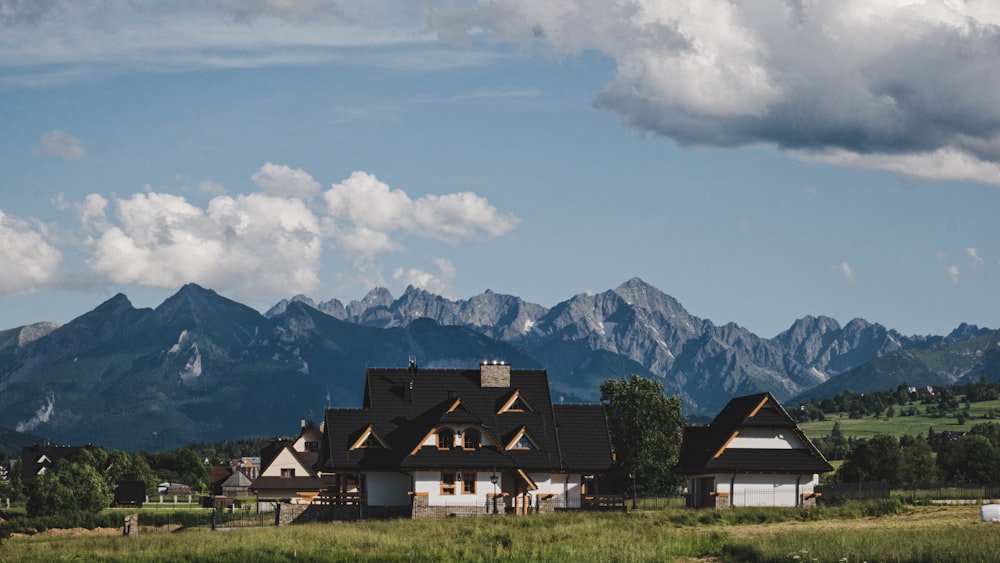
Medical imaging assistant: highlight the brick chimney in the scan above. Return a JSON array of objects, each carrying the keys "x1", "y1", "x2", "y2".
[{"x1": 480, "y1": 362, "x2": 510, "y2": 388}]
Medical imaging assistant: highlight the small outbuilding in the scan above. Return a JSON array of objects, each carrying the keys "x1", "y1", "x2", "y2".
[
  {"x1": 677, "y1": 392, "x2": 832, "y2": 508},
  {"x1": 113, "y1": 480, "x2": 146, "y2": 508}
]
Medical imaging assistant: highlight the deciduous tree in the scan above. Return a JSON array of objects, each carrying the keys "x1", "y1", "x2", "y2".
[
  {"x1": 26, "y1": 459, "x2": 112, "y2": 517},
  {"x1": 600, "y1": 374, "x2": 686, "y2": 494}
]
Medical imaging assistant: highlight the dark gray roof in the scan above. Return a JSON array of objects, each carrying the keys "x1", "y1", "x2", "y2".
[{"x1": 319, "y1": 367, "x2": 613, "y2": 474}]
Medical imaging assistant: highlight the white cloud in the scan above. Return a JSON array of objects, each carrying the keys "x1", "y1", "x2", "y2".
[
  {"x1": 69, "y1": 165, "x2": 518, "y2": 303},
  {"x1": 948, "y1": 264, "x2": 960, "y2": 285},
  {"x1": 324, "y1": 171, "x2": 520, "y2": 255},
  {"x1": 0, "y1": 208, "x2": 63, "y2": 294},
  {"x1": 433, "y1": 1, "x2": 1000, "y2": 185},
  {"x1": 966, "y1": 247, "x2": 985, "y2": 268},
  {"x1": 83, "y1": 191, "x2": 324, "y2": 300},
  {"x1": 251, "y1": 162, "x2": 321, "y2": 199},
  {"x1": 840, "y1": 261, "x2": 854, "y2": 282},
  {"x1": 393, "y1": 258, "x2": 457, "y2": 297},
  {"x1": 0, "y1": 1, "x2": 437, "y2": 73},
  {"x1": 33, "y1": 129, "x2": 85, "y2": 160}
]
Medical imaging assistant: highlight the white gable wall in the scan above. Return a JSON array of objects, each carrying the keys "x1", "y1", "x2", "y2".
[
  {"x1": 728, "y1": 428, "x2": 805, "y2": 449},
  {"x1": 260, "y1": 448, "x2": 311, "y2": 478}
]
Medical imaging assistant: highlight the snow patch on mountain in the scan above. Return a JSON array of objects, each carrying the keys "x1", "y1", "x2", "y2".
[
  {"x1": 17, "y1": 392, "x2": 55, "y2": 432},
  {"x1": 168, "y1": 330, "x2": 190, "y2": 354},
  {"x1": 180, "y1": 344, "x2": 202, "y2": 382}
]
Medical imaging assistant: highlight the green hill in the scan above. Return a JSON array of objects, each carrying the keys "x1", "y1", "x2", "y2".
[{"x1": 798, "y1": 397, "x2": 1000, "y2": 441}]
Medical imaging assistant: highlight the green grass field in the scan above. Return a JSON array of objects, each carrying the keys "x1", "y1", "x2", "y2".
[
  {"x1": 798, "y1": 398, "x2": 1000, "y2": 441},
  {"x1": 3, "y1": 504, "x2": 999, "y2": 562}
]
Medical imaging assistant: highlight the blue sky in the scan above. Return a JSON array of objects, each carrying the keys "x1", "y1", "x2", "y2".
[{"x1": 1, "y1": 1, "x2": 998, "y2": 338}]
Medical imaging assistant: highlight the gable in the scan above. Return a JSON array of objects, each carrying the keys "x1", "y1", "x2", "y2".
[{"x1": 259, "y1": 446, "x2": 315, "y2": 478}]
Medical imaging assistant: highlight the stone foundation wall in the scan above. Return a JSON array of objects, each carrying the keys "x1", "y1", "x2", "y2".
[{"x1": 410, "y1": 493, "x2": 502, "y2": 518}]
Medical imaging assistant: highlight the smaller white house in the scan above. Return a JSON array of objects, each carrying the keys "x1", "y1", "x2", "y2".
[
  {"x1": 677, "y1": 392, "x2": 832, "y2": 508},
  {"x1": 250, "y1": 420, "x2": 334, "y2": 511}
]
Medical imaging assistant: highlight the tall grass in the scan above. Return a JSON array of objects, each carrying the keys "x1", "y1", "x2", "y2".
[{"x1": 2, "y1": 503, "x2": 996, "y2": 562}]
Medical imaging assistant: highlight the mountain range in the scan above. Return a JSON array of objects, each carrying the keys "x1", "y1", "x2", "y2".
[{"x1": 0, "y1": 278, "x2": 994, "y2": 451}]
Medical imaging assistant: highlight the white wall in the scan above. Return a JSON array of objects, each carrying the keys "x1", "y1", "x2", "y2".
[
  {"x1": 414, "y1": 470, "x2": 492, "y2": 507},
  {"x1": 708, "y1": 473, "x2": 816, "y2": 507},
  {"x1": 728, "y1": 428, "x2": 805, "y2": 449},
  {"x1": 367, "y1": 472, "x2": 413, "y2": 506}
]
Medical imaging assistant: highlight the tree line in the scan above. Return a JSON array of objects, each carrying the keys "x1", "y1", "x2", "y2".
[{"x1": 792, "y1": 378, "x2": 1000, "y2": 424}]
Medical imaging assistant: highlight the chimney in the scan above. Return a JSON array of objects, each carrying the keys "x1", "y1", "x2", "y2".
[
  {"x1": 480, "y1": 361, "x2": 510, "y2": 388},
  {"x1": 300, "y1": 418, "x2": 306, "y2": 429}
]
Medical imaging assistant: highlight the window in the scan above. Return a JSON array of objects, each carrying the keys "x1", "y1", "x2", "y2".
[
  {"x1": 437, "y1": 428, "x2": 455, "y2": 450},
  {"x1": 351, "y1": 426, "x2": 387, "y2": 450},
  {"x1": 463, "y1": 428, "x2": 481, "y2": 450},
  {"x1": 305, "y1": 441, "x2": 319, "y2": 452},
  {"x1": 505, "y1": 427, "x2": 539, "y2": 451},
  {"x1": 498, "y1": 390, "x2": 533, "y2": 414},
  {"x1": 441, "y1": 472, "x2": 456, "y2": 495},
  {"x1": 462, "y1": 472, "x2": 477, "y2": 494},
  {"x1": 281, "y1": 468, "x2": 296, "y2": 478},
  {"x1": 513, "y1": 435, "x2": 536, "y2": 449}
]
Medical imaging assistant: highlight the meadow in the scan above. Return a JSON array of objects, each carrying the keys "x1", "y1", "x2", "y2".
[
  {"x1": 3, "y1": 502, "x2": 999, "y2": 562},
  {"x1": 797, "y1": 398, "x2": 1000, "y2": 441}
]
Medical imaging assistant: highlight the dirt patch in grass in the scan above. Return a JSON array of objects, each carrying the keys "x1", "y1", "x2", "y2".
[{"x1": 9, "y1": 523, "x2": 182, "y2": 539}]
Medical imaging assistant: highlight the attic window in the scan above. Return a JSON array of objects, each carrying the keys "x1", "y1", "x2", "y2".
[
  {"x1": 505, "y1": 427, "x2": 539, "y2": 451},
  {"x1": 281, "y1": 468, "x2": 295, "y2": 478},
  {"x1": 304, "y1": 441, "x2": 320, "y2": 452},
  {"x1": 498, "y1": 390, "x2": 533, "y2": 414},
  {"x1": 349, "y1": 425, "x2": 388, "y2": 450}
]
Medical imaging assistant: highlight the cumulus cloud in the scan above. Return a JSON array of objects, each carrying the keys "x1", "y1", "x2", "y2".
[
  {"x1": 431, "y1": 1, "x2": 1000, "y2": 185},
  {"x1": 948, "y1": 264, "x2": 960, "y2": 285},
  {"x1": 83, "y1": 191, "x2": 324, "y2": 300},
  {"x1": 72, "y1": 165, "x2": 518, "y2": 302},
  {"x1": 251, "y1": 162, "x2": 322, "y2": 199},
  {"x1": 34, "y1": 129, "x2": 85, "y2": 160},
  {"x1": 966, "y1": 247, "x2": 985, "y2": 268},
  {"x1": 324, "y1": 171, "x2": 520, "y2": 255},
  {"x1": 0, "y1": 209, "x2": 63, "y2": 294},
  {"x1": 840, "y1": 261, "x2": 854, "y2": 282}
]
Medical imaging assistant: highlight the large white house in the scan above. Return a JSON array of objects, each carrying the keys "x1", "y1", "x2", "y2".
[
  {"x1": 677, "y1": 392, "x2": 833, "y2": 508},
  {"x1": 317, "y1": 362, "x2": 615, "y2": 517}
]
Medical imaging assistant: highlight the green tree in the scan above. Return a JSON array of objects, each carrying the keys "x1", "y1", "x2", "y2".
[
  {"x1": 600, "y1": 374, "x2": 686, "y2": 495},
  {"x1": 26, "y1": 459, "x2": 112, "y2": 517},
  {"x1": 837, "y1": 433, "x2": 900, "y2": 483},
  {"x1": 896, "y1": 439, "x2": 938, "y2": 488}
]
